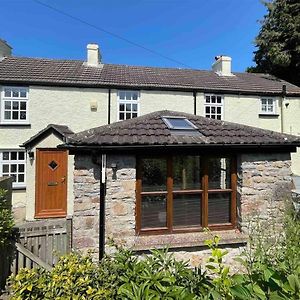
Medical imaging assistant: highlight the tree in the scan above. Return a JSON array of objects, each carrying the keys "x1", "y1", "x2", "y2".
[{"x1": 248, "y1": 0, "x2": 300, "y2": 86}]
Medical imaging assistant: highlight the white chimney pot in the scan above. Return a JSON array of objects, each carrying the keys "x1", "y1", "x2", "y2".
[
  {"x1": 87, "y1": 43, "x2": 101, "y2": 66},
  {"x1": 212, "y1": 55, "x2": 233, "y2": 76}
]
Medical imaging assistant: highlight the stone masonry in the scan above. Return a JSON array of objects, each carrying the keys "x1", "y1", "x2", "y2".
[{"x1": 72, "y1": 152, "x2": 293, "y2": 266}]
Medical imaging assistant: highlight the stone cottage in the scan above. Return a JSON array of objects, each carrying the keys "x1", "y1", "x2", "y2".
[{"x1": 62, "y1": 110, "x2": 300, "y2": 265}]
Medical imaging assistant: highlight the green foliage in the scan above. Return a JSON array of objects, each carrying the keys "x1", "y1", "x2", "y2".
[
  {"x1": 9, "y1": 204, "x2": 300, "y2": 299},
  {"x1": 0, "y1": 188, "x2": 16, "y2": 247},
  {"x1": 249, "y1": 0, "x2": 300, "y2": 86}
]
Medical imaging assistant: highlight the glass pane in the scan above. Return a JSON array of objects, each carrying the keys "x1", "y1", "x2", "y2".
[
  {"x1": 12, "y1": 89, "x2": 19, "y2": 97},
  {"x1": 205, "y1": 106, "x2": 210, "y2": 113},
  {"x1": 141, "y1": 158, "x2": 167, "y2": 192},
  {"x1": 126, "y1": 104, "x2": 131, "y2": 111},
  {"x1": 208, "y1": 157, "x2": 231, "y2": 189},
  {"x1": 4, "y1": 88, "x2": 11, "y2": 97},
  {"x1": 132, "y1": 104, "x2": 138, "y2": 111},
  {"x1": 173, "y1": 156, "x2": 201, "y2": 190},
  {"x1": 20, "y1": 101, "x2": 26, "y2": 110},
  {"x1": 125, "y1": 92, "x2": 131, "y2": 100},
  {"x1": 119, "y1": 91, "x2": 125, "y2": 100},
  {"x1": 141, "y1": 195, "x2": 167, "y2": 228},
  {"x1": 4, "y1": 111, "x2": 11, "y2": 120},
  {"x1": 18, "y1": 174, "x2": 25, "y2": 183},
  {"x1": 173, "y1": 194, "x2": 201, "y2": 228},
  {"x1": 119, "y1": 104, "x2": 125, "y2": 111},
  {"x1": 211, "y1": 96, "x2": 216, "y2": 103},
  {"x1": 217, "y1": 96, "x2": 222, "y2": 103},
  {"x1": 12, "y1": 111, "x2": 19, "y2": 120},
  {"x1": 11, "y1": 164, "x2": 17, "y2": 173},
  {"x1": 211, "y1": 107, "x2": 216, "y2": 114},
  {"x1": 132, "y1": 113, "x2": 138, "y2": 118},
  {"x1": 3, "y1": 165, "x2": 9, "y2": 173},
  {"x1": 208, "y1": 193, "x2": 231, "y2": 224},
  {"x1": 217, "y1": 115, "x2": 221, "y2": 120},
  {"x1": 12, "y1": 101, "x2": 19, "y2": 110},
  {"x1": 164, "y1": 118, "x2": 196, "y2": 129},
  {"x1": 11, "y1": 152, "x2": 17, "y2": 160},
  {"x1": 217, "y1": 107, "x2": 221, "y2": 114},
  {"x1": 4, "y1": 101, "x2": 11, "y2": 109},
  {"x1": 3, "y1": 152, "x2": 9, "y2": 160},
  {"x1": 119, "y1": 113, "x2": 124, "y2": 120},
  {"x1": 18, "y1": 164, "x2": 25, "y2": 172},
  {"x1": 206, "y1": 96, "x2": 210, "y2": 103},
  {"x1": 20, "y1": 89, "x2": 27, "y2": 98},
  {"x1": 261, "y1": 99, "x2": 267, "y2": 104},
  {"x1": 126, "y1": 113, "x2": 131, "y2": 119},
  {"x1": 132, "y1": 92, "x2": 138, "y2": 100},
  {"x1": 20, "y1": 111, "x2": 26, "y2": 120},
  {"x1": 18, "y1": 152, "x2": 25, "y2": 160}
]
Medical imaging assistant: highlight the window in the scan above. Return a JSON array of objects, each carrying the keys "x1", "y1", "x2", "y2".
[
  {"x1": 261, "y1": 98, "x2": 276, "y2": 114},
  {"x1": 162, "y1": 117, "x2": 197, "y2": 130},
  {"x1": 136, "y1": 155, "x2": 236, "y2": 234},
  {"x1": 0, "y1": 150, "x2": 26, "y2": 188},
  {"x1": 1, "y1": 87, "x2": 29, "y2": 124},
  {"x1": 204, "y1": 94, "x2": 223, "y2": 120},
  {"x1": 118, "y1": 90, "x2": 139, "y2": 121}
]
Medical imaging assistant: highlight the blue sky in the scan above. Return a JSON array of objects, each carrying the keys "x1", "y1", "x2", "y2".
[{"x1": 1, "y1": 0, "x2": 266, "y2": 71}]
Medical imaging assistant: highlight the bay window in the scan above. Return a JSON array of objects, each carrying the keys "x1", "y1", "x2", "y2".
[{"x1": 136, "y1": 155, "x2": 236, "y2": 234}]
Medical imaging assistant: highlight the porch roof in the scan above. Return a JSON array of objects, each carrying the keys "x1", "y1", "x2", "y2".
[{"x1": 62, "y1": 110, "x2": 300, "y2": 150}]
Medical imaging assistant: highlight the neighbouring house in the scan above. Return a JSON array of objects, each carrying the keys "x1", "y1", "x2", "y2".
[
  {"x1": 60, "y1": 110, "x2": 300, "y2": 264},
  {"x1": 0, "y1": 39, "x2": 300, "y2": 226}
]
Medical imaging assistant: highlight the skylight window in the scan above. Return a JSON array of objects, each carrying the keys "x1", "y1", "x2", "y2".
[{"x1": 162, "y1": 117, "x2": 197, "y2": 130}]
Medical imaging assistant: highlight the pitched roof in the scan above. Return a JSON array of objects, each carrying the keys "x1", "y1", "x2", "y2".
[
  {"x1": 64, "y1": 110, "x2": 300, "y2": 150},
  {"x1": 0, "y1": 56, "x2": 300, "y2": 95},
  {"x1": 22, "y1": 124, "x2": 73, "y2": 148}
]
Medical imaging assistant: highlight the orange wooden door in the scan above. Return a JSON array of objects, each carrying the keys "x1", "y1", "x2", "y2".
[{"x1": 35, "y1": 149, "x2": 67, "y2": 218}]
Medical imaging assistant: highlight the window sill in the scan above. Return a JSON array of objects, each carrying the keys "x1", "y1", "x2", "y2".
[
  {"x1": 131, "y1": 230, "x2": 248, "y2": 251},
  {"x1": 258, "y1": 114, "x2": 279, "y2": 117},
  {"x1": 12, "y1": 186, "x2": 26, "y2": 190},
  {"x1": 0, "y1": 123, "x2": 31, "y2": 127}
]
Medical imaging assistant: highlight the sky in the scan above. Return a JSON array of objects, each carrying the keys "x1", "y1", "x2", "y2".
[{"x1": 0, "y1": 0, "x2": 267, "y2": 72}]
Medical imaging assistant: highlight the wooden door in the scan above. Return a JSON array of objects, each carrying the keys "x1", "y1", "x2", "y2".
[{"x1": 35, "y1": 149, "x2": 67, "y2": 218}]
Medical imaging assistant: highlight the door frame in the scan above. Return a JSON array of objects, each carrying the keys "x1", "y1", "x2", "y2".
[{"x1": 35, "y1": 148, "x2": 68, "y2": 218}]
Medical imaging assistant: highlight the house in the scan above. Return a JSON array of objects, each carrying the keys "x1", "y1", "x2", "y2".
[
  {"x1": 0, "y1": 39, "x2": 300, "y2": 225},
  {"x1": 61, "y1": 110, "x2": 300, "y2": 264}
]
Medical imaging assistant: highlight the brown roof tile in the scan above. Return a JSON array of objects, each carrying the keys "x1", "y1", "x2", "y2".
[
  {"x1": 0, "y1": 57, "x2": 299, "y2": 95},
  {"x1": 65, "y1": 110, "x2": 300, "y2": 149}
]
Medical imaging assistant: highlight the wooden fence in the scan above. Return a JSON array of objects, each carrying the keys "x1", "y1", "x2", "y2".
[{"x1": 1, "y1": 217, "x2": 72, "y2": 289}]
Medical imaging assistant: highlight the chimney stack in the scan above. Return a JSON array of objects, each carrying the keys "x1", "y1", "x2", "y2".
[
  {"x1": 0, "y1": 39, "x2": 12, "y2": 61},
  {"x1": 86, "y1": 43, "x2": 101, "y2": 67},
  {"x1": 212, "y1": 55, "x2": 233, "y2": 76}
]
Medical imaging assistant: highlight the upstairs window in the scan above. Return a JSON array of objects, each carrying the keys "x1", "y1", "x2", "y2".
[
  {"x1": 204, "y1": 94, "x2": 223, "y2": 120},
  {"x1": 0, "y1": 150, "x2": 26, "y2": 188},
  {"x1": 136, "y1": 155, "x2": 236, "y2": 234},
  {"x1": 118, "y1": 90, "x2": 139, "y2": 121},
  {"x1": 1, "y1": 87, "x2": 29, "y2": 124},
  {"x1": 261, "y1": 98, "x2": 276, "y2": 114}
]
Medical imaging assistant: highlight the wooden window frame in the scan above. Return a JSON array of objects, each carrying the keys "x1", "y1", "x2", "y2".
[{"x1": 136, "y1": 155, "x2": 237, "y2": 235}]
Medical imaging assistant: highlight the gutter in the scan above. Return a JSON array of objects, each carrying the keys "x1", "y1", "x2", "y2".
[{"x1": 193, "y1": 91, "x2": 197, "y2": 115}]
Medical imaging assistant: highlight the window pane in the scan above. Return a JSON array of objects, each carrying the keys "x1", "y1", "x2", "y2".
[
  {"x1": 208, "y1": 157, "x2": 231, "y2": 189},
  {"x1": 132, "y1": 113, "x2": 138, "y2": 118},
  {"x1": 141, "y1": 195, "x2": 167, "y2": 228},
  {"x1": 18, "y1": 174, "x2": 25, "y2": 183},
  {"x1": 211, "y1": 96, "x2": 216, "y2": 103},
  {"x1": 125, "y1": 113, "x2": 131, "y2": 119},
  {"x1": 18, "y1": 164, "x2": 25, "y2": 172},
  {"x1": 20, "y1": 89, "x2": 27, "y2": 98},
  {"x1": 119, "y1": 113, "x2": 124, "y2": 120},
  {"x1": 20, "y1": 111, "x2": 26, "y2": 120},
  {"x1": 217, "y1": 107, "x2": 221, "y2": 114},
  {"x1": 3, "y1": 152, "x2": 9, "y2": 160},
  {"x1": 125, "y1": 104, "x2": 131, "y2": 111},
  {"x1": 4, "y1": 101, "x2": 11, "y2": 109},
  {"x1": 217, "y1": 96, "x2": 222, "y2": 103},
  {"x1": 173, "y1": 156, "x2": 201, "y2": 190},
  {"x1": 173, "y1": 194, "x2": 201, "y2": 228},
  {"x1": 20, "y1": 102, "x2": 26, "y2": 110},
  {"x1": 119, "y1": 91, "x2": 125, "y2": 100},
  {"x1": 11, "y1": 164, "x2": 17, "y2": 173},
  {"x1": 261, "y1": 99, "x2": 267, "y2": 104},
  {"x1": 125, "y1": 92, "x2": 132, "y2": 100},
  {"x1": 132, "y1": 92, "x2": 138, "y2": 100},
  {"x1": 205, "y1": 106, "x2": 210, "y2": 114},
  {"x1": 11, "y1": 152, "x2": 17, "y2": 160},
  {"x1": 12, "y1": 90, "x2": 19, "y2": 97},
  {"x1": 3, "y1": 165, "x2": 9, "y2": 173},
  {"x1": 4, "y1": 111, "x2": 11, "y2": 120},
  {"x1": 141, "y1": 158, "x2": 167, "y2": 192},
  {"x1": 4, "y1": 88, "x2": 11, "y2": 97},
  {"x1": 132, "y1": 104, "x2": 138, "y2": 111},
  {"x1": 206, "y1": 96, "x2": 210, "y2": 103},
  {"x1": 208, "y1": 193, "x2": 231, "y2": 224},
  {"x1": 12, "y1": 101, "x2": 19, "y2": 110},
  {"x1": 18, "y1": 152, "x2": 25, "y2": 160},
  {"x1": 119, "y1": 104, "x2": 125, "y2": 111},
  {"x1": 12, "y1": 111, "x2": 19, "y2": 119}
]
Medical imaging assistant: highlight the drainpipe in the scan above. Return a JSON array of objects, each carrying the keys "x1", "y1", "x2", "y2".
[
  {"x1": 108, "y1": 89, "x2": 111, "y2": 125},
  {"x1": 99, "y1": 154, "x2": 106, "y2": 260},
  {"x1": 193, "y1": 91, "x2": 197, "y2": 115},
  {"x1": 281, "y1": 85, "x2": 286, "y2": 133}
]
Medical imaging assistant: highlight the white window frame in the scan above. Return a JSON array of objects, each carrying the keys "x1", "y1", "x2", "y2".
[
  {"x1": 260, "y1": 98, "x2": 276, "y2": 115},
  {"x1": 1, "y1": 86, "x2": 29, "y2": 124},
  {"x1": 117, "y1": 90, "x2": 140, "y2": 121},
  {"x1": 0, "y1": 150, "x2": 26, "y2": 189},
  {"x1": 204, "y1": 94, "x2": 224, "y2": 120}
]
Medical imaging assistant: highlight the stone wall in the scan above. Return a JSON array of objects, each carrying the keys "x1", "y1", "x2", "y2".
[
  {"x1": 72, "y1": 151, "x2": 293, "y2": 265},
  {"x1": 73, "y1": 154, "x2": 100, "y2": 256},
  {"x1": 238, "y1": 152, "x2": 292, "y2": 232}
]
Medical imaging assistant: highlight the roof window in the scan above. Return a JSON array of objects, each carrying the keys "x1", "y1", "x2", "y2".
[{"x1": 162, "y1": 117, "x2": 197, "y2": 130}]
